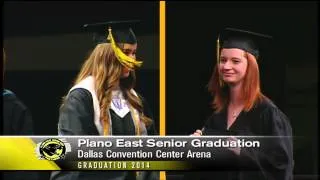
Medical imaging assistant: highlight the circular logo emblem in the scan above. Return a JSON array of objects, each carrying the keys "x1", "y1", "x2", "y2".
[{"x1": 39, "y1": 138, "x2": 66, "y2": 161}]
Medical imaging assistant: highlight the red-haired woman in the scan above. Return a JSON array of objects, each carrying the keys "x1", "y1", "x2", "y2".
[{"x1": 192, "y1": 28, "x2": 294, "y2": 180}]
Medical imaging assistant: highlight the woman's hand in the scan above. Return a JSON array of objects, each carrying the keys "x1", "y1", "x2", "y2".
[
  {"x1": 191, "y1": 129, "x2": 203, "y2": 136},
  {"x1": 227, "y1": 136, "x2": 241, "y2": 155}
]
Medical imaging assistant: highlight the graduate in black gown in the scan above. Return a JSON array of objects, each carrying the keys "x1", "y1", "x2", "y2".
[
  {"x1": 3, "y1": 89, "x2": 33, "y2": 135},
  {"x1": 50, "y1": 20, "x2": 158, "y2": 180},
  {"x1": 191, "y1": 28, "x2": 294, "y2": 180},
  {"x1": 2, "y1": 48, "x2": 33, "y2": 135},
  {"x1": 2, "y1": 49, "x2": 38, "y2": 180}
]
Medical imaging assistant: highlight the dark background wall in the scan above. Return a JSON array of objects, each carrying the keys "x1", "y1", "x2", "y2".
[{"x1": 166, "y1": 1, "x2": 318, "y2": 179}]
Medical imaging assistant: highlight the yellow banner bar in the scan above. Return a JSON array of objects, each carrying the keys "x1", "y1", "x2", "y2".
[{"x1": 0, "y1": 138, "x2": 60, "y2": 170}]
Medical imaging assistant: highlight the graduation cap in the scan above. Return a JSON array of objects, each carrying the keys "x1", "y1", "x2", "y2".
[
  {"x1": 217, "y1": 27, "x2": 273, "y2": 61},
  {"x1": 83, "y1": 20, "x2": 142, "y2": 69},
  {"x1": 216, "y1": 28, "x2": 273, "y2": 86}
]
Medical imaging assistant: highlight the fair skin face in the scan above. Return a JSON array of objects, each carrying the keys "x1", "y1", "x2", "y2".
[
  {"x1": 192, "y1": 48, "x2": 249, "y2": 155},
  {"x1": 113, "y1": 43, "x2": 137, "y2": 89},
  {"x1": 121, "y1": 43, "x2": 137, "y2": 78},
  {"x1": 219, "y1": 48, "x2": 248, "y2": 86},
  {"x1": 219, "y1": 48, "x2": 247, "y2": 130}
]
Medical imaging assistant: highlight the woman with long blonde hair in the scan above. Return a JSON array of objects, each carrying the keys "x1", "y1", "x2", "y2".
[
  {"x1": 51, "y1": 21, "x2": 158, "y2": 180},
  {"x1": 192, "y1": 28, "x2": 293, "y2": 180}
]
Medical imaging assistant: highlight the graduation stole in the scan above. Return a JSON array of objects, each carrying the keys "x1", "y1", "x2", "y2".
[
  {"x1": 107, "y1": 27, "x2": 143, "y2": 69},
  {"x1": 129, "y1": 105, "x2": 141, "y2": 136},
  {"x1": 102, "y1": 92, "x2": 141, "y2": 136},
  {"x1": 102, "y1": 107, "x2": 141, "y2": 136}
]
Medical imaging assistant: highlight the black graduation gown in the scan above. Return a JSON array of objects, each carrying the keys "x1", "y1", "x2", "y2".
[
  {"x1": 187, "y1": 98, "x2": 294, "y2": 180},
  {"x1": 2, "y1": 89, "x2": 39, "y2": 180},
  {"x1": 50, "y1": 88, "x2": 158, "y2": 180},
  {"x1": 2, "y1": 89, "x2": 33, "y2": 135}
]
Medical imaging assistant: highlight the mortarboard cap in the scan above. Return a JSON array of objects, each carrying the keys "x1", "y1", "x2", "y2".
[
  {"x1": 83, "y1": 20, "x2": 140, "y2": 45},
  {"x1": 83, "y1": 20, "x2": 143, "y2": 69},
  {"x1": 218, "y1": 27, "x2": 273, "y2": 59}
]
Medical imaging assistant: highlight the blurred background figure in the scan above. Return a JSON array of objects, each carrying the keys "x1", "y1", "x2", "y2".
[
  {"x1": 2, "y1": 48, "x2": 38, "y2": 180},
  {"x1": 2, "y1": 48, "x2": 34, "y2": 135}
]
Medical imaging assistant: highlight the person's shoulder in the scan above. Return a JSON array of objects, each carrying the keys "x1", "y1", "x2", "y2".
[
  {"x1": 255, "y1": 96, "x2": 291, "y2": 125},
  {"x1": 3, "y1": 89, "x2": 28, "y2": 111},
  {"x1": 68, "y1": 88, "x2": 92, "y2": 100},
  {"x1": 254, "y1": 96, "x2": 280, "y2": 113},
  {"x1": 3, "y1": 89, "x2": 17, "y2": 101},
  {"x1": 61, "y1": 88, "x2": 94, "y2": 109}
]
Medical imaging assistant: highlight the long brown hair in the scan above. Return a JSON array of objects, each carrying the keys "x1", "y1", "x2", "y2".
[
  {"x1": 208, "y1": 51, "x2": 266, "y2": 113},
  {"x1": 64, "y1": 43, "x2": 152, "y2": 135}
]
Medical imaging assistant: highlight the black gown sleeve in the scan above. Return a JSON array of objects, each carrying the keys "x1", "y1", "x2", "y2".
[
  {"x1": 17, "y1": 107, "x2": 33, "y2": 135},
  {"x1": 51, "y1": 89, "x2": 96, "y2": 180},
  {"x1": 12, "y1": 101, "x2": 33, "y2": 135},
  {"x1": 202, "y1": 114, "x2": 220, "y2": 135},
  {"x1": 2, "y1": 92, "x2": 38, "y2": 180},
  {"x1": 239, "y1": 106, "x2": 294, "y2": 180},
  {"x1": 141, "y1": 96, "x2": 158, "y2": 135},
  {"x1": 2, "y1": 109, "x2": 38, "y2": 179},
  {"x1": 58, "y1": 88, "x2": 98, "y2": 135},
  {"x1": 3, "y1": 93, "x2": 34, "y2": 135}
]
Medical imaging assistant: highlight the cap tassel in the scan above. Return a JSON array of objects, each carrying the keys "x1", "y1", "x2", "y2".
[
  {"x1": 217, "y1": 36, "x2": 224, "y2": 87},
  {"x1": 107, "y1": 27, "x2": 143, "y2": 69}
]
